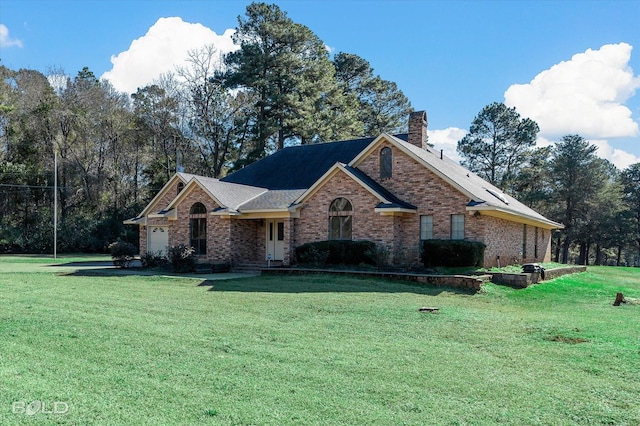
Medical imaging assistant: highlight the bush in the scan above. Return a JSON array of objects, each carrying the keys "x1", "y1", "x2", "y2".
[
  {"x1": 296, "y1": 244, "x2": 329, "y2": 266},
  {"x1": 421, "y1": 239, "x2": 486, "y2": 267},
  {"x1": 365, "y1": 244, "x2": 391, "y2": 268},
  {"x1": 140, "y1": 251, "x2": 167, "y2": 268},
  {"x1": 295, "y1": 240, "x2": 377, "y2": 266},
  {"x1": 166, "y1": 244, "x2": 196, "y2": 273},
  {"x1": 108, "y1": 239, "x2": 137, "y2": 268}
]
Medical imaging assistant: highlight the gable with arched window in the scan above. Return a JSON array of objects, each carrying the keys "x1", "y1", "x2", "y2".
[
  {"x1": 189, "y1": 202, "x2": 207, "y2": 254},
  {"x1": 380, "y1": 147, "x2": 392, "y2": 179},
  {"x1": 328, "y1": 197, "x2": 352, "y2": 240}
]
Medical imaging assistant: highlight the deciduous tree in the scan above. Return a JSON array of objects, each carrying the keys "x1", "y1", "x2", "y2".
[{"x1": 177, "y1": 45, "x2": 243, "y2": 178}]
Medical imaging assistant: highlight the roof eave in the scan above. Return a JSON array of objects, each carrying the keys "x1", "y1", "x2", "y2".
[
  {"x1": 137, "y1": 173, "x2": 191, "y2": 218},
  {"x1": 123, "y1": 217, "x2": 146, "y2": 225},
  {"x1": 467, "y1": 205, "x2": 564, "y2": 229},
  {"x1": 211, "y1": 207, "x2": 300, "y2": 219},
  {"x1": 167, "y1": 177, "x2": 227, "y2": 210},
  {"x1": 148, "y1": 208, "x2": 177, "y2": 220}
]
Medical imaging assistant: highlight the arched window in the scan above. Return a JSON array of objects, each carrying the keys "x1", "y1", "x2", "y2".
[
  {"x1": 380, "y1": 147, "x2": 392, "y2": 179},
  {"x1": 177, "y1": 182, "x2": 184, "y2": 194},
  {"x1": 189, "y1": 202, "x2": 207, "y2": 254},
  {"x1": 328, "y1": 197, "x2": 352, "y2": 240}
]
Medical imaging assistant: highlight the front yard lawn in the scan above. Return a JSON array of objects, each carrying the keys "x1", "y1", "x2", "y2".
[{"x1": 1, "y1": 257, "x2": 639, "y2": 424}]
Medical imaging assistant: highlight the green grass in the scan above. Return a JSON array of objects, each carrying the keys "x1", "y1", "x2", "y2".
[
  {"x1": 1, "y1": 257, "x2": 639, "y2": 425},
  {"x1": 0, "y1": 253, "x2": 111, "y2": 264}
]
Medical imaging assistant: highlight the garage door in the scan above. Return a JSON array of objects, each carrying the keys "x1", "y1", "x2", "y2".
[{"x1": 147, "y1": 226, "x2": 169, "y2": 255}]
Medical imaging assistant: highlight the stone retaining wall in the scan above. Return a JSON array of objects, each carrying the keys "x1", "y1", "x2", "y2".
[
  {"x1": 261, "y1": 266, "x2": 587, "y2": 292},
  {"x1": 260, "y1": 268, "x2": 487, "y2": 292},
  {"x1": 491, "y1": 266, "x2": 587, "y2": 288}
]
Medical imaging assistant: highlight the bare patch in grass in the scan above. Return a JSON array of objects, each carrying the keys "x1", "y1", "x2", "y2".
[{"x1": 545, "y1": 334, "x2": 589, "y2": 344}]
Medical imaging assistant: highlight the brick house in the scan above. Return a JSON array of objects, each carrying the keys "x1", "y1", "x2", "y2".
[{"x1": 126, "y1": 111, "x2": 562, "y2": 268}]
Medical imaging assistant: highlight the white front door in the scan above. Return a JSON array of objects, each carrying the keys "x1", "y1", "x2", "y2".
[
  {"x1": 147, "y1": 226, "x2": 169, "y2": 255},
  {"x1": 265, "y1": 219, "x2": 285, "y2": 261}
]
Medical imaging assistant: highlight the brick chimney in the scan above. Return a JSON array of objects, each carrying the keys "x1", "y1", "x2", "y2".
[{"x1": 408, "y1": 110, "x2": 428, "y2": 150}]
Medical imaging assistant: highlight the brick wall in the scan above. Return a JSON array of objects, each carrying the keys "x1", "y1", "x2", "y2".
[
  {"x1": 139, "y1": 226, "x2": 147, "y2": 255},
  {"x1": 230, "y1": 219, "x2": 261, "y2": 264},
  {"x1": 356, "y1": 142, "x2": 472, "y2": 264},
  {"x1": 353, "y1": 141, "x2": 551, "y2": 267},
  {"x1": 291, "y1": 156, "x2": 482, "y2": 266},
  {"x1": 294, "y1": 169, "x2": 399, "y2": 261},
  {"x1": 480, "y1": 216, "x2": 552, "y2": 267},
  {"x1": 169, "y1": 186, "x2": 231, "y2": 262},
  {"x1": 283, "y1": 218, "x2": 293, "y2": 266}
]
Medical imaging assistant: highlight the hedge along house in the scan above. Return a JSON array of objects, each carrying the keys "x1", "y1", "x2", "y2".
[{"x1": 125, "y1": 111, "x2": 563, "y2": 268}]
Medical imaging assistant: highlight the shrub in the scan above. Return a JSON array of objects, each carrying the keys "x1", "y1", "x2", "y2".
[
  {"x1": 166, "y1": 244, "x2": 196, "y2": 273},
  {"x1": 108, "y1": 239, "x2": 137, "y2": 268},
  {"x1": 140, "y1": 251, "x2": 167, "y2": 268},
  {"x1": 296, "y1": 244, "x2": 329, "y2": 266},
  {"x1": 365, "y1": 244, "x2": 391, "y2": 268},
  {"x1": 421, "y1": 239, "x2": 486, "y2": 267},
  {"x1": 295, "y1": 240, "x2": 376, "y2": 266}
]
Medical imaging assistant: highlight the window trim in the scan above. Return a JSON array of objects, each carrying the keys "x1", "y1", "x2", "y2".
[
  {"x1": 380, "y1": 146, "x2": 392, "y2": 179},
  {"x1": 328, "y1": 197, "x2": 353, "y2": 240},
  {"x1": 451, "y1": 214, "x2": 464, "y2": 240},
  {"x1": 189, "y1": 202, "x2": 207, "y2": 255},
  {"x1": 420, "y1": 215, "x2": 433, "y2": 241}
]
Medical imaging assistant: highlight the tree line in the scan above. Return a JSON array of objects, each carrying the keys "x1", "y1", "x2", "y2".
[
  {"x1": 1, "y1": 2, "x2": 638, "y2": 266},
  {"x1": 0, "y1": 2, "x2": 412, "y2": 254}
]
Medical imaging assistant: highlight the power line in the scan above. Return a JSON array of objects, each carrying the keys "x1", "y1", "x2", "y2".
[
  {"x1": 0, "y1": 183, "x2": 80, "y2": 190},
  {"x1": 0, "y1": 183, "x2": 165, "y2": 191}
]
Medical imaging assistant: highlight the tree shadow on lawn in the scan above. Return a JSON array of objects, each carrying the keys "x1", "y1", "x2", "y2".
[
  {"x1": 199, "y1": 277, "x2": 464, "y2": 296},
  {"x1": 56, "y1": 267, "x2": 470, "y2": 296}
]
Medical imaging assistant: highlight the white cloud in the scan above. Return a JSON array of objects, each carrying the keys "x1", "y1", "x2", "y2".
[
  {"x1": 427, "y1": 127, "x2": 467, "y2": 163},
  {"x1": 505, "y1": 43, "x2": 640, "y2": 139},
  {"x1": 0, "y1": 24, "x2": 23, "y2": 48},
  {"x1": 591, "y1": 139, "x2": 640, "y2": 170},
  {"x1": 101, "y1": 17, "x2": 238, "y2": 94},
  {"x1": 535, "y1": 136, "x2": 554, "y2": 148}
]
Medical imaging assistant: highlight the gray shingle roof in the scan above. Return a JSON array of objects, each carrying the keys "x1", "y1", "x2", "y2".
[
  {"x1": 220, "y1": 137, "x2": 379, "y2": 189},
  {"x1": 388, "y1": 135, "x2": 561, "y2": 227},
  {"x1": 188, "y1": 175, "x2": 266, "y2": 211},
  {"x1": 238, "y1": 189, "x2": 306, "y2": 210}
]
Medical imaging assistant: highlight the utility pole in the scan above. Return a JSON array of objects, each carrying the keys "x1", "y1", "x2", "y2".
[{"x1": 54, "y1": 149, "x2": 57, "y2": 259}]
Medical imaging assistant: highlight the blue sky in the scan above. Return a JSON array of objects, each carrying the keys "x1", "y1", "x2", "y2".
[{"x1": 1, "y1": 0, "x2": 639, "y2": 169}]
